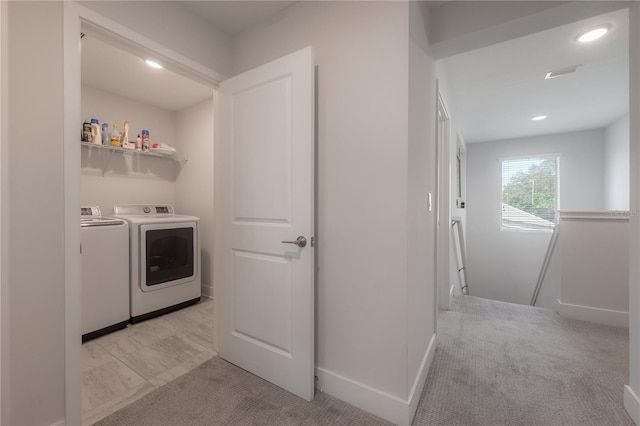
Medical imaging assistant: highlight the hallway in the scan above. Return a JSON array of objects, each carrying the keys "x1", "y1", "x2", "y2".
[
  {"x1": 415, "y1": 295, "x2": 632, "y2": 425},
  {"x1": 93, "y1": 295, "x2": 632, "y2": 425}
]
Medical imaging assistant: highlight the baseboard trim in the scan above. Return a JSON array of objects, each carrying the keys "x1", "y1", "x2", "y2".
[
  {"x1": 624, "y1": 385, "x2": 640, "y2": 424},
  {"x1": 201, "y1": 284, "x2": 213, "y2": 299},
  {"x1": 315, "y1": 367, "x2": 408, "y2": 424},
  {"x1": 407, "y1": 333, "x2": 437, "y2": 424},
  {"x1": 557, "y1": 299, "x2": 628, "y2": 328},
  {"x1": 49, "y1": 420, "x2": 65, "y2": 426},
  {"x1": 315, "y1": 333, "x2": 437, "y2": 425}
]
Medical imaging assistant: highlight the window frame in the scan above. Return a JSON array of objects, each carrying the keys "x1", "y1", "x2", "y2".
[{"x1": 499, "y1": 153, "x2": 561, "y2": 233}]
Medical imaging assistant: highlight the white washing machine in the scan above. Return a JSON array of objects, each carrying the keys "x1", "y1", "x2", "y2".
[
  {"x1": 113, "y1": 204, "x2": 201, "y2": 323},
  {"x1": 81, "y1": 206, "x2": 130, "y2": 342}
]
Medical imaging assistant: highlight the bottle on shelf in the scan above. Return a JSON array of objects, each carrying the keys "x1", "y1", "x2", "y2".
[
  {"x1": 122, "y1": 120, "x2": 133, "y2": 149},
  {"x1": 101, "y1": 123, "x2": 109, "y2": 145},
  {"x1": 136, "y1": 134, "x2": 142, "y2": 151},
  {"x1": 90, "y1": 118, "x2": 101, "y2": 145},
  {"x1": 141, "y1": 130, "x2": 150, "y2": 152},
  {"x1": 110, "y1": 123, "x2": 122, "y2": 147},
  {"x1": 82, "y1": 118, "x2": 91, "y2": 143}
]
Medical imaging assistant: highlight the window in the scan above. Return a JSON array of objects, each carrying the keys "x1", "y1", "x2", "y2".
[{"x1": 501, "y1": 156, "x2": 558, "y2": 231}]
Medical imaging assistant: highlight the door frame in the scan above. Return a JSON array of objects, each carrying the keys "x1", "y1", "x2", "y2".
[
  {"x1": 62, "y1": 3, "x2": 223, "y2": 423},
  {"x1": 435, "y1": 86, "x2": 451, "y2": 311},
  {"x1": 0, "y1": 2, "x2": 6, "y2": 422}
]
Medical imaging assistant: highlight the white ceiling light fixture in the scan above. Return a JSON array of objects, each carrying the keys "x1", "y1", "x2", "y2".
[
  {"x1": 531, "y1": 115, "x2": 547, "y2": 121},
  {"x1": 577, "y1": 24, "x2": 611, "y2": 43},
  {"x1": 145, "y1": 59, "x2": 163, "y2": 69}
]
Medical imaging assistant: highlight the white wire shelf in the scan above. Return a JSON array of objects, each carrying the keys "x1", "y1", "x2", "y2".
[{"x1": 81, "y1": 142, "x2": 188, "y2": 176}]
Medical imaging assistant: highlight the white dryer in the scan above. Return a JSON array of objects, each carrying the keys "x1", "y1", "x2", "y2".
[
  {"x1": 113, "y1": 204, "x2": 201, "y2": 323},
  {"x1": 81, "y1": 206, "x2": 130, "y2": 342}
]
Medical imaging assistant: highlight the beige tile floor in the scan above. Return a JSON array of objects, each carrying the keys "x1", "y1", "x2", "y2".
[{"x1": 81, "y1": 297, "x2": 216, "y2": 425}]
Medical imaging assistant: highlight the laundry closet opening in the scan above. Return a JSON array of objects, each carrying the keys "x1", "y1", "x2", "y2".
[{"x1": 79, "y1": 26, "x2": 217, "y2": 423}]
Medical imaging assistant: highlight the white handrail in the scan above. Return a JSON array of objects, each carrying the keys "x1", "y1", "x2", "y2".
[
  {"x1": 530, "y1": 224, "x2": 560, "y2": 306},
  {"x1": 451, "y1": 217, "x2": 468, "y2": 295}
]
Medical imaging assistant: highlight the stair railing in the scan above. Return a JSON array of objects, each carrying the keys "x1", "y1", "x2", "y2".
[
  {"x1": 530, "y1": 224, "x2": 560, "y2": 306},
  {"x1": 451, "y1": 217, "x2": 468, "y2": 295}
]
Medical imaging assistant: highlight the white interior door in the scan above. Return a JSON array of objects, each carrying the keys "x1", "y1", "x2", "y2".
[{"x1": 214, "y1": 46, "x2": 315, "y2": 401}]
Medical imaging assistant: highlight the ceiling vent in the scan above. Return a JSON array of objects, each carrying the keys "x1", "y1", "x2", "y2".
[{"x1": 545, "y1": 65, "x2": 581, "y2": 80}]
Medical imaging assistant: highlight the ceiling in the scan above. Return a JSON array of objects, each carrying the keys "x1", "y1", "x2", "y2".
[
  {"x1": 81, "y1": 1, "x2": 297, "y2": 112},
  {"x1": 181, "y1": 1, "x2": 296, "y2": 36},
  {"x1": 82, "y1": 2, "x2": 629, "y2": 143},
  {"x1": 441, "y1": 8, "x2": 629, "y2": 144},
  {"x1": 81, "y1": 35, "x2": 214, "y2": 112}
]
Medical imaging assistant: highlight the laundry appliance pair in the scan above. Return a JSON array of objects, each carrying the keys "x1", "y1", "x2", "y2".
[{"x1": 81, "y1": 204, "x2": 201, "y2": 342}]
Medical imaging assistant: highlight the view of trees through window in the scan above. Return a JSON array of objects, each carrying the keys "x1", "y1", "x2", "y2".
[{"x1": 501, "y1": 157, "x2": 558, "y2": 231}]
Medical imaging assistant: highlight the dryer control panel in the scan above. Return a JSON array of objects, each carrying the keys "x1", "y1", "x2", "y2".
[{"x1": 114, "y1": 204, "x2": 175, "y2": 216}]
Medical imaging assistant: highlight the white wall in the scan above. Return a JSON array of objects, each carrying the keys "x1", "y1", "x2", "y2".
[
  {"x1": 81, "y1": 85, "x2": 179, "y2": 214},
  {"x1": 428, "y1": 1, "x2": 629, "y2": 59},
  {"x1": 605, "y1": 113, "x2": 630, "y2": 210},
  {"x1": 408, "y1": 0, "x2": 437, "y2": 411},
  {"x1": 467, "y1": 129, "x2": 605, "y2": 305},
  {"x1": 428, "y1": 1, "x2": 566, "y2": 48},
  {"x1": 1, "y1": 2, "x2": 226, "y2": 423},
  {"x1": 175, "y1": 98, "x2": 215, "y2": 297},
  {"x1": 7, "y1": 2, "x2": 67, "y2": 424},
  {"x1": 233, "y1": 2, "x2": 432, "y2": 423},
  {"x1": 558, "y1": 212, "x2": 629, "y2": 327},
  {"x1": 82, "y1": 85, "x2": 178, "y2": 147},
  {"x1": 0, "y1": 2, "x2": 8, "y2": 423},
  {"x1": 625, "y1": 3, "x2": 640, "y2": 423}
]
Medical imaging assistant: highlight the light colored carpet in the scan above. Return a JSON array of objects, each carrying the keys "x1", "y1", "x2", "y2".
[
  {"x1": 414, "y1": 295, "x2": 633, "y2": 425},
  {"x1": 93, "y1": 354, "x2": 391, "y2": 425},
  {"x1": 95, "y1": 295, "x2": 632, "y2": 425}
]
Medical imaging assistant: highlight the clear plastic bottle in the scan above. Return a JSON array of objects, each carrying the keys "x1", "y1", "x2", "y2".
[
  {"x1": 90, "y1": 118, "x2": 101, "y2": 145},
  {"x1": 110, "y1": 124, "x2": 122, "y2": 147},
  {"x1": 101, "y1": 123, "x2": 109, "y2": 145},
  {"x1": 122, "y1": 120, "x2": 131, "y2": 149}
]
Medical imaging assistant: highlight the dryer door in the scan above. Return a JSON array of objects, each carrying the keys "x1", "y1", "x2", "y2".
[{"x1": 140, "y1": 222, "x2": 197, "y2": 291}]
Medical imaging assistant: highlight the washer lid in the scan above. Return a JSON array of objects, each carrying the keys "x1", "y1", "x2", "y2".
[{"x1": 81, "y1": 217, "x2": 126, "y2": 227}]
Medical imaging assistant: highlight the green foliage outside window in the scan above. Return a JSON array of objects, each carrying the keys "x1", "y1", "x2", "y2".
[{"x1": 502, "y1": 157, "x2": 557, "y2": 227}]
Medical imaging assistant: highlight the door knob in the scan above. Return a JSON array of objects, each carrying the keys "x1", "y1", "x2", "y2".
[{"x1": 282, "y1": 236, "x2": 307, "y2": 248}]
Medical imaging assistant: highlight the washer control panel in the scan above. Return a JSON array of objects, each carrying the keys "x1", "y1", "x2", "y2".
[{"x1": 81, "y1": 206, "x2": 102, "y2": 218}]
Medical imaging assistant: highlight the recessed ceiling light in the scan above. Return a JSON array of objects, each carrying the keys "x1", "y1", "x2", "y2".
[
  {"x1": 577, "y1": 25, "x2": 611, "y2": 43},
  {"x1": 532, "y1": 115, "x2": 547, "y2": 121},
  {"x1": 145, "y1": 59, "x2": 163, "y2": 69}
]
